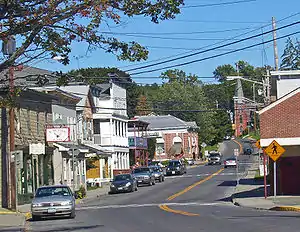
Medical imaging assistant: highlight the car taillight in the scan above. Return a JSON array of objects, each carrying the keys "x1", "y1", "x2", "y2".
[{"x1": 224, "y1": 161, "x2": 226, "y2": 164}]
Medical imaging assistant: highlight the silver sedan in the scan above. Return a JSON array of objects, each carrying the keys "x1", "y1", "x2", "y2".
[{"x1": 31, "y1": 185, "x2": 76, "y2": 221}]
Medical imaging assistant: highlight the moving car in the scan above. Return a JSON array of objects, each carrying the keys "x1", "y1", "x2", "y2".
[
  {"x1": 31, "y1": 185, "x2": 75, "y2": 221},
  {"x1": 149, "y1": 165, "x2": 165, "y2": 182},
  {"x1": 132, "y1": 167, "x2": 156, "y2": 186},
  {"x1": 166, "y1": 160, "x2": 186, "y2": 176},
  {"x1": 208, "y1": 152, "x2": 221, "y2": 165},
  {"x1": 224, "y1": 157, "x2": 237, "y2": 168},
  {"x1": 110, "y1": 174, "x2": 138, "y2": 194}
]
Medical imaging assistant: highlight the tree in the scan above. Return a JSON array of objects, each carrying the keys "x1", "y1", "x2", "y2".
[
  {"x1": 281, "y1": 38, "x2": 296, "y2": 70},
  {"x1": 213, "y1": 64, "x2": 237, "y2": 82},
  {"x1": 0, "y1": 0, "x2": 184, "y2": 72},
  {"x1": 136, "y1": 95, "x2": 152, "y2": 116},
  {"x1": 160, "y1": 69, "x2": 200, "y2": 85}
]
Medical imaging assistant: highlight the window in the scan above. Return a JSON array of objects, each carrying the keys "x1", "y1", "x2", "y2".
[
  {"x1": 36, "y1": 111, "x2": 39, "y2": 135},
  {"x1": 93, "y1": 119, "x2": 100, "y2": 134},
  {"x1": 118, "y1": 121, "x2": 121, "y2": 136},
  {"x1": 27, "y1": 109, "x2": 31, "y2": 133},
  {"x1": 114, "y1": 120, "x2": 118, "y2": 136}
]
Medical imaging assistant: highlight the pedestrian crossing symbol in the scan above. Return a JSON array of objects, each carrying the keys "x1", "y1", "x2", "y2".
[
  {"x1": 255, "y1": 140, "x2": 261, "y2": 149},
  {"x1": 264, "y1": 140, "x2": 285, "y2": 162}
]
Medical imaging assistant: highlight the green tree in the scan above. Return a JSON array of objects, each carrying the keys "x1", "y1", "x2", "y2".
[
  {"x1": 281, "y1": 38, "x2": 296, "y2": 70},
  {"x1": 0, "y1": 0, "x2": 184, "y2": 72},
  {"x1": 160, "y1": 69, "x2": 200, "y2": 85},
  {"x1": 213, "y1": 64, "x2": 237, "y2": 82}
]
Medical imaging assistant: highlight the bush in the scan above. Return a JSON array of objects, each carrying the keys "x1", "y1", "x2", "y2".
[{"x1": 75, "y1": 185, "x2": 87, "y2": 199}]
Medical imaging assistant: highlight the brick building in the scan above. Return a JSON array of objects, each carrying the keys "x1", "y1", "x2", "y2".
[
  {"x1": 259, "y1": 87, "x2": 300, "y2": 195},
  {"x1": 134, "y1": 115, "x2": 199, "y2": 160}
]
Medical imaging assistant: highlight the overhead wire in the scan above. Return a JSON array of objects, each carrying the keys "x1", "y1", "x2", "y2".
[
  {"x1": 125, "y1": 20, "x2": 300, "y2": 74},
  {"x1": 118, "y1": 11, "x2": 300, "y2": 70},
  {"x1": 130, "y1": 29, "x2": 300, "y2": 75}
]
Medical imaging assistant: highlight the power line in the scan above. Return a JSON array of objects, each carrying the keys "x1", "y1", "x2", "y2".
[
  {"x1": 130, "y1": 30, "x2": 300, "y2": 75},
  {"x1": 125, "y1": 20, "x2": 300, "y2": 73},
  {"x1": 118, "y1": 11, "x2": 300, "y2": 70},
  {"x1": 181, "y1": 0, "x2": 256, "y2": 9},
  {"x1": 144, "y1": 45, "x2": 272, "y2": 51},
  {"x1": 100, "y1": 27, "x2": 252, "y2": 35}
]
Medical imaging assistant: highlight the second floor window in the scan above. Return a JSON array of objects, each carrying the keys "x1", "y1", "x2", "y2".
[{"x1": 27, "y1": 109, "x2": 31, "y2": 133}]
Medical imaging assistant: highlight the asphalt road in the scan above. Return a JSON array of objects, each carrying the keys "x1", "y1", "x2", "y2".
[{"x1": 24, "y1": 140, "x2": 300, "y2": 232}]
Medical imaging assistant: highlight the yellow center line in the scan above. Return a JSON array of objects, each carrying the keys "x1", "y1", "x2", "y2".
[
  {"x1": 159, "y1": 204, "x2": 199, "y2": 216},
  {"x1": 233, "y1": 139, "x2": 243, "y2": 153},
  {"x1": 167, "y1": 168, "x2": 224, "y2": 201}
]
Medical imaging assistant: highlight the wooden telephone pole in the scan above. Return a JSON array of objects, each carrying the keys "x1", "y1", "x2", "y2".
[{"x1": 272, "y1": 17, "x2": 279, "y2": 71}]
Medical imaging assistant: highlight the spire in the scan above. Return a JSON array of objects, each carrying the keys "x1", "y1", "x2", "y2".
[{"x1": 235, "y1": 78, "x2": 244, "y2": 103}]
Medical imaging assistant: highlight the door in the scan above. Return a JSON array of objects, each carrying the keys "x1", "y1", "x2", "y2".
[{"x1": 280, "y1": 157, "x2": 300, "y2": 195}]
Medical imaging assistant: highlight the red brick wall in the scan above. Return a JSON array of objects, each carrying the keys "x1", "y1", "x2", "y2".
[
  {"x1": 260, "y1": 93, "x2": 300, "y2": 139},
  {"x1": 234, "y1": 102, "x2": 251, "y2": 137},
  {"x1": 163, "y1": 132, "x2": 198, "y2": 158}
]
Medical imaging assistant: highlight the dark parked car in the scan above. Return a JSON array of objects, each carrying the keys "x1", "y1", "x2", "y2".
[
  {"x1": 132, "y1": 167, "x2": 156, "y2": 186},
  {"x1": 166, "y1": 160, "x2": 186, "y2": 176},
  {"x1": 149, "y1": 165, "x2": 165, "y2": 182},
  {"x1": 110, "y1": 174, "x2": 138, "y2": 194}
]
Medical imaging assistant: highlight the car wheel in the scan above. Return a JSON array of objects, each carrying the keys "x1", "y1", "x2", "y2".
[
  {"x1": 32, "y1": 215, "x2": 41, "y2": 221},
  {"x1": 224, "y1": 166, "x2": 227, "y2": 168},
  {"x1": 135, "y1": 185, "x2": 138, "y2": 191},
  {"x1": 159, "y1": 176, "x2": 162, "y2": 182},
  {"x1": 162, "y1": 177, "x2": 165, "y2": 182},
  {"x1": 69, "y1": 210, "x2": 76, "y2": 219},
  {"x1": 148, "y1": 181, "x2": 152, "y2": 186},
  {"x1": 152, "y1": 179, "x2": 156, "y2": 185}
]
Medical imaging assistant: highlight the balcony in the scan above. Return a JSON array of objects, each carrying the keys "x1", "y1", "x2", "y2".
[{"x1": 94, "y1": 134, "x2": 128, "y2": 147}]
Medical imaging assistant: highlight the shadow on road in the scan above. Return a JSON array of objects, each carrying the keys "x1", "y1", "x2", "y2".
[{"x1": 28, "y1": 225, "x2": 104, "y2": 231}]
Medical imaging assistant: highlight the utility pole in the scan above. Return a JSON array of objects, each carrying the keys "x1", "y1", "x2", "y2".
[
  {"x1": 272, "y1": 17, "x2": 279, "y2": 71},
  {"x1": 2, "y1": 36, "x2": 17, "y2": 210}
]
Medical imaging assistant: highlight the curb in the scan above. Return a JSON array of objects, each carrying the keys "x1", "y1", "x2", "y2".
[{"x1": 270, "y1": 206, "x2": 300, "y2": 212}]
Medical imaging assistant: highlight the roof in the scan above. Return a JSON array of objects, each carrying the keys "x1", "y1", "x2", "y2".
[
  {"x1": 0, "y1": 66, "x2": 56, "y2": 87},
  {"x1": 136, "y1": 115, "x2": 198, "y2": 131},
  {"x1": 58, "y1": 85, "x2": 91, "y2": 110},
  {"x1": 259, "y1": 87, "x2": 300, "y2": 115}
]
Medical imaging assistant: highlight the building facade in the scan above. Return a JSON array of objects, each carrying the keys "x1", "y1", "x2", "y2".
[{"x1": 132, "y1": 115, "x2": 199, "y2": 160}]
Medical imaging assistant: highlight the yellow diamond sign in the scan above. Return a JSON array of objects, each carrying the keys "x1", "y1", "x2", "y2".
[
  {"x1": 264, "y1": 140, "x2": 285, "y2": 162},
  {"x1": 255, "y1": 140, "x2": 261, "y2": 149}
]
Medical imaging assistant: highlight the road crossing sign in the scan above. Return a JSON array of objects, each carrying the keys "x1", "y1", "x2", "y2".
[
  {"x1": 255, "y1": 140, "x2": 261, "y2": 149},
  {"x1": 264, "y1": 140, "x2": 285, "y2": 162}
]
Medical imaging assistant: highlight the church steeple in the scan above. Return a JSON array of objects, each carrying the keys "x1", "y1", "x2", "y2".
[{"x1": 235, "y1": 78, "x2": 244, "y2": 103}]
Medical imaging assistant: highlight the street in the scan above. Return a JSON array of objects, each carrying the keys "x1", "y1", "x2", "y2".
[{"x1": 21, "y1": 141, "x2": 300, "y2": 231}]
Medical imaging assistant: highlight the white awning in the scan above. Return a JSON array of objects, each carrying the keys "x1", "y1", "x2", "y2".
[{"x1": 260, "y1": 137, "x2": 300, "y2": 147}]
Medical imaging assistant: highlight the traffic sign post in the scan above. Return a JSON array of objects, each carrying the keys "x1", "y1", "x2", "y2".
[
  {"x1": 234, "y1": 148, "x2": 239, "y2": 186},
  {"x1": 264, "y1": 140, "x2": 286, "y2": 198}
]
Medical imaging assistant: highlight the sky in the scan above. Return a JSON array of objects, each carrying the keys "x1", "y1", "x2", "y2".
[{"x1": 34, "y1": 0, "x2": 300, "y2": 85}]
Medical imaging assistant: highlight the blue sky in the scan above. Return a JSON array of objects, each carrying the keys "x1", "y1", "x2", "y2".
[{"x1": 35, "y1": 0, "x2": 300, "y2": 85}]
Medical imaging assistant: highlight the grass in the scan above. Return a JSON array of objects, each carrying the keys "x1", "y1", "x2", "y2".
[{"x1": 87, "y1": 185, "x2": 102, "y2": 191}]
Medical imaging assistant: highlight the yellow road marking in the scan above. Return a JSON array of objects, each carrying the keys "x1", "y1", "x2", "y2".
[
  {"x1": 159, "y1": 204, "x2": 199, "y2": 216},
  {"x1": 233, "y1": 139, "x2": 243, "y2": 153},
  {"x1": 167, "y1": 168, "x2": 224, "y2": 201}
]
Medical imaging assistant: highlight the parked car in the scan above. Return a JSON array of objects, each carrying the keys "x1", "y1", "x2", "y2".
[
  {"x1": 208, "y1": 152, "x2": 221, "y2": 165},
  {"x1": 166, "y1": 160, "x2": 187, "y2": 176},
  {"x1": 110, "y1": 174, "x2": 138, "y2": 194},
  {"x1": 31, "y1": 185, "x2": 76, "y2": 221},
  {"x1": 149, "y1": 165, "x2": 165, "y2": 182},
  {"x1": 187, "y1": 159, "x2": 195, "y2": 165},
  {"x1": 224, "y1": 157, "x2": 237, "y2": 168},
  {"x1": 132, "y1": 167, "x2": 156, "y2": 186}
]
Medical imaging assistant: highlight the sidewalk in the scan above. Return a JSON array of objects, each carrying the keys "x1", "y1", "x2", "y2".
[{"x1": 232, "y1": 162, "x2": 300, "y2": 211}]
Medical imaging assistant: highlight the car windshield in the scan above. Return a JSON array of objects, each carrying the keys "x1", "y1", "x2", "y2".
[
  {"x1": 168, "y1": 161, "x2": 180, "y2": 167},
  {"x1": 114, "y1": 174, "x2": 132, "y2": 181},
  {"x1": 227, "y1": 157, "x2": 236, "y2": 161},
  {"x1": 151, "y1": 166, "x2": 160, "y2": 171},
  {"x1": 35, "y1": 187, "x2": 71, "y2": 198},
  {"x1": 209, "y1": 153, "x2": 220, "y2": 157},
  {"x1": 133, "y1": 168, "x2": 150, "y2": 173}
]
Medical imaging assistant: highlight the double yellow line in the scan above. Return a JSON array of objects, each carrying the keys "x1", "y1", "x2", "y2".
[
  {"x1": 159, "y1": 204, "x2": 199, "y2": 216},
  {"x1": 159, "y1": 168, "x2": 224, "y2": 216}
]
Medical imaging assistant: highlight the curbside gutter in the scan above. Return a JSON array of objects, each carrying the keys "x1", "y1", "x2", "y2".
[{"x1": 270, "y1": 206, "x2": 300, "y2": 212}]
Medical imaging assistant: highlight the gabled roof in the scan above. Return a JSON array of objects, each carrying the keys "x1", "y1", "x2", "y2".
[
  {"x1": 259, "y1": 87, "x2": 300, "y2": 115},
  {"x1": 136, "y1": 115, "x2": 198, "y2": 131}
]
